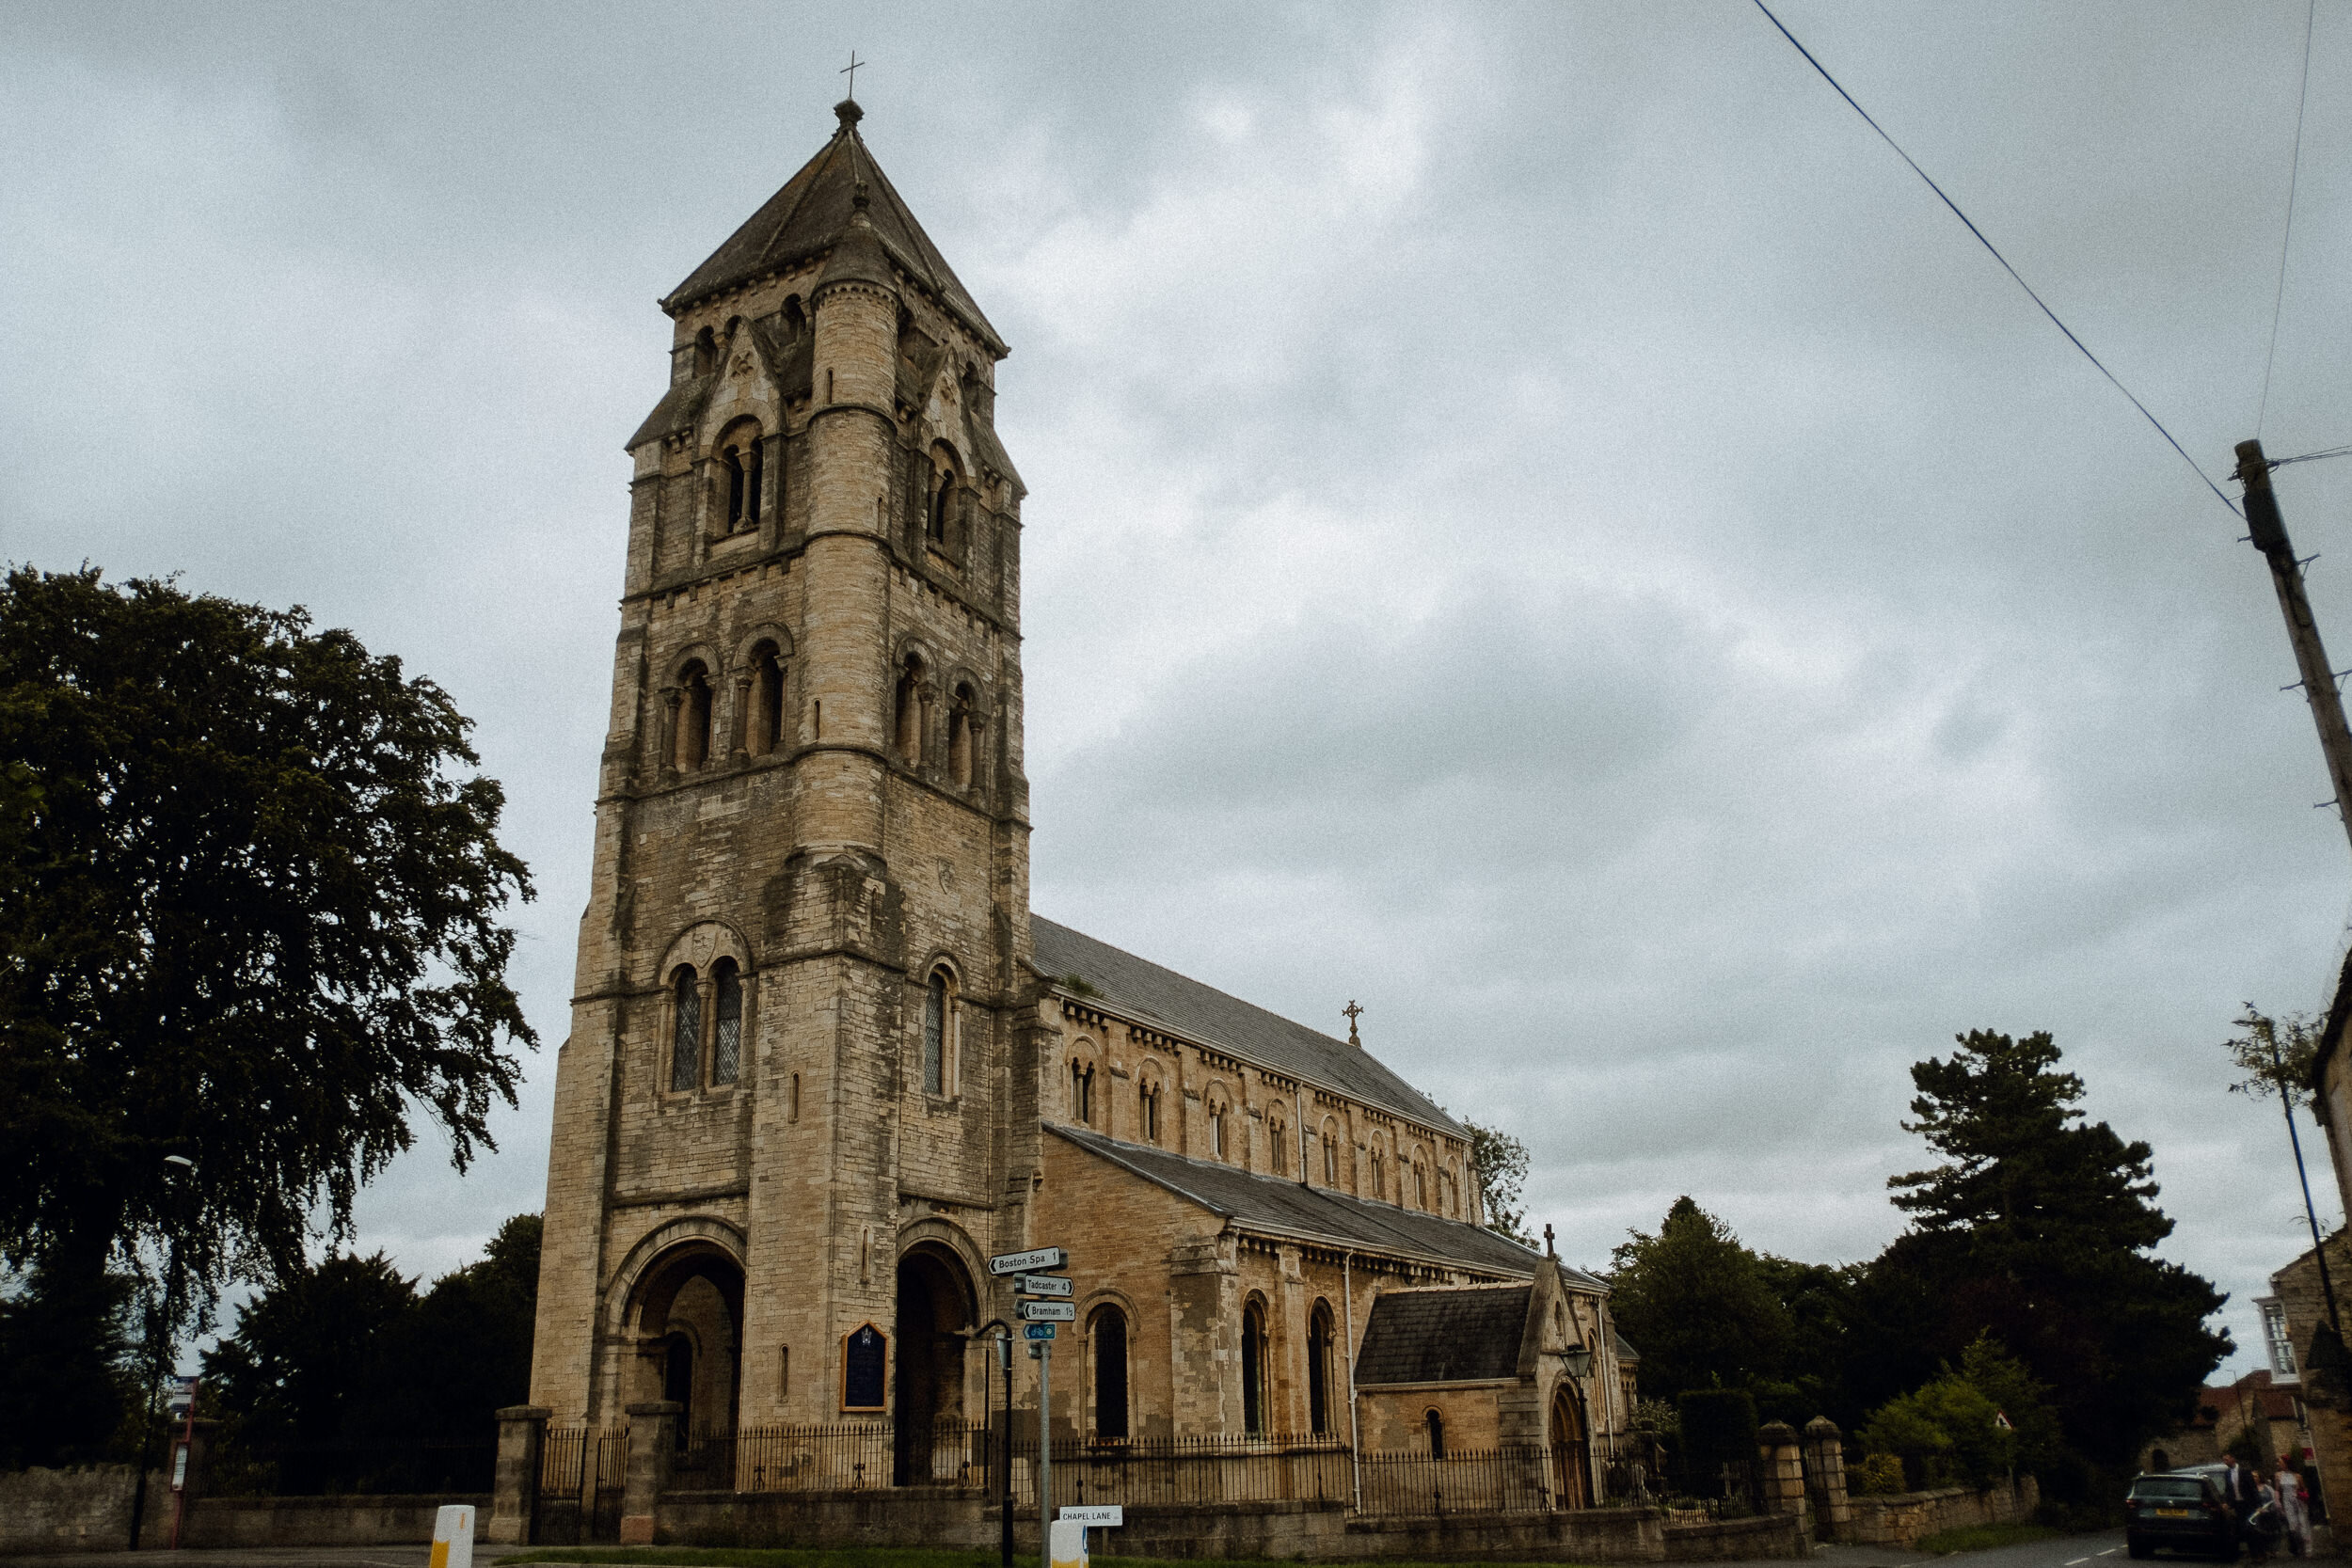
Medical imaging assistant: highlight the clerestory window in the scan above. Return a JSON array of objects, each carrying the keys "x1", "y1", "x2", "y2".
[{"x1": 923, "y1": 969, "x2": 949, "y2": 1096}]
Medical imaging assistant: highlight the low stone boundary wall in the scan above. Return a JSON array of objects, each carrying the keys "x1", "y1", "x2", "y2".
[
  {"x1": 653, "y1": 1493, "x2": 1694, "y2": 1561},
  {"x1": 0, "y1": 1465, "x2": 169, "y2": 1555},
  {"x1": 178, "y1": 1492, "x2": 490, "y2": 1548},
  {"x1": 1661, "y1": 1513, "x2": 1808, "y2": 1560},
  {"x1": 1845, "y1": 1476, "x2": 2040, "y2": 1547}
]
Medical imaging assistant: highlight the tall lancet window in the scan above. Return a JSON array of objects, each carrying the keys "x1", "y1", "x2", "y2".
[
  {"x1": 744, "y1": 437, "x2": 764, "y2": 527},
  {"x1": 923, "y1": 970, "x2": 947, "y2": 1095},
  {"x1": 711, "y1": 959, "x2": 742, "y2": 1086},
  {"x1": 671, "y1": 966, "x2": 700, "y2": 1092}
]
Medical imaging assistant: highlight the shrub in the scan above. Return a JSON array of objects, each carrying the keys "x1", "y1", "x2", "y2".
[{"x1": 1852, "y1": 1453, "x2": 1908, "y2": 1495}]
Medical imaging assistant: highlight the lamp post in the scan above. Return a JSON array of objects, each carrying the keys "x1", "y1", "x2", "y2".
[{"x1": 128, "y1": 1154, "x2": 195, "y2": 1551}]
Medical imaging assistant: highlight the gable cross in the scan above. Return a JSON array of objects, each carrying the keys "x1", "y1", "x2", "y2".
[
  {"x1": 840, "y1": 51, "x2": 865, "y2": 100},
  {"x1": 1544, "y1": 1223, "x2": 1556, "y2": 1259},
  {"x1": 1343, "y1": 999, "x2": 1363, "y2": 1047}
]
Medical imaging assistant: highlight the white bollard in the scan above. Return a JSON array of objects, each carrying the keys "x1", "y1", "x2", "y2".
[
  {"x1": 429, "y1": 1503, "x2": 474, "y2": 1568},
  {"x1": 1048, "y1": 1516, "x2": 1088, "y2": 1568}
]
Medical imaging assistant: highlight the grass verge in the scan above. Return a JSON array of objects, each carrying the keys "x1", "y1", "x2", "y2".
[{"x1": 1913, "y1": 1523, "x2": 2064, "y2": 1555}]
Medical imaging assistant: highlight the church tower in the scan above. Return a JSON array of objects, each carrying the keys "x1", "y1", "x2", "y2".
[{"x1": 531, "y1": 98, "x2": 1036, "y2": 1450}]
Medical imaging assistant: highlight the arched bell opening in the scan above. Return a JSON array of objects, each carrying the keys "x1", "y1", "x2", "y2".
[
  {"x1": 893, "y1": 1242, "x2": 976, "y2": 1484},
  {"x1": 627, "y1": 1240, "x2": 745, "y2": 1449}
]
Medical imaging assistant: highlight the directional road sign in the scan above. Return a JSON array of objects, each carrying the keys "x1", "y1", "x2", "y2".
[
  {"x1": 1020, "y1": 1300, "x2": 1076, "y2": 1323},
  {"x1": 988, "y1": 1246, "x2": 1068, "y2": 1276},
  {"x1": 1024, "y1": 1323, "x2": 1057, "y2": 1340},
  {"x1": 1016, "y1": 1273, "x2": 1073, "y2": 1298}
]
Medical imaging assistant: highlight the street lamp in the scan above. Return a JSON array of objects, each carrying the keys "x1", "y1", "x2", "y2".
[{"x1": 128, "y1": 1154, "x2": 196, "y2": 1551}]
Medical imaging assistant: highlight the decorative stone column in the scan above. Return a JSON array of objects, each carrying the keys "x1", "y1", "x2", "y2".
[
  {"x1": 620, "y1": 1401, "x2": 682, "y2": 1545},
  {"x1": 488, "y1": 1405, "x2": 549, "y2": 1546},
  {"x1": 1757, "y1": 1420, "x2": 1811, "y2": 1539},
  {"x1": 1804, "y1": 1417, "x2": 1852, "y2": 1541}
]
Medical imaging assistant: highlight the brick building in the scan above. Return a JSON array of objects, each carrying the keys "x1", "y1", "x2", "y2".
[{"x1": 526, "y1": 97, "x2": 1630, "y2": 1488}]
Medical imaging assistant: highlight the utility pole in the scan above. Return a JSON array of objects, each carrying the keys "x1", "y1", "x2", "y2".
[
  {"x1": 2237, "y1": 436, "x2": 2352, "y2": 1349},
  {"x1": 2237, "y1": 437, "x2": 2352, "y2": 860}
]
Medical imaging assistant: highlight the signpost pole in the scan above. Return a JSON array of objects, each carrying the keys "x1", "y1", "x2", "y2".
[
  {"x1": 1002, "y1": 1335, "x2": 1015, "y2": 1568},
  {"x1": 1038, "y1": 1341, "x2": 1053, "y2": 1568}
]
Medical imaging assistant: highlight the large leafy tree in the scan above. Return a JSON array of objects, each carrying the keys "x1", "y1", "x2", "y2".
[
  {"x1": 0, "y1": 567, "x2": 535, "y2": 1323},
  {"x1": 1463, "y1": 1118, "x2": 1536, "y2": 1246},
  {"x1": 1609, "y1": 1196, "x2": 1794, "y2": 1401},
  {"x1": 1879, "y1": 1030, "x2": 2226, "y2": 1492}
]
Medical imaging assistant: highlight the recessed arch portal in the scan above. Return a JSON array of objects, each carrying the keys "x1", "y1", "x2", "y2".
[{"x1": 893, "y1": 1241, "x2": 976, "y2": 1483}]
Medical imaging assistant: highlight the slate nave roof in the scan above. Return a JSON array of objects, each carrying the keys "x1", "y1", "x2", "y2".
[
  {"x1": 1032, "y1": 916, "x2": 1464, "y2": 1139},
  {"x1": 1049, "y1": 1123, "x2": 1583, "y2": 1284}
]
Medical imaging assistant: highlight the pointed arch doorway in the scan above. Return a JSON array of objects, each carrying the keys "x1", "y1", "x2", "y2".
[
  {"x1": 1550, "y1": 1385, "x2": 1592, "y2": 1509},
  {"x1": 894, "y1": 1243, "x2": 976, "y2": 1484}
]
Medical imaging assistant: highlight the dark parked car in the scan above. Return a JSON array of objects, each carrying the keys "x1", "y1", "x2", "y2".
[{"x1": 2127, "y1": 1472, "x2": 2238, "y2": 1560}]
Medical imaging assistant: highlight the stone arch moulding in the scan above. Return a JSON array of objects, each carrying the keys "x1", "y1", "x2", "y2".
[
  {"x1": 893, "y1": 1214, "x2": 986, "y2": 1324},
  {"x1": 668, "y1": 641, "x2": 726, "y2": 687},
  {"x1": 657, "y1": 920, "x2": 755, "y2": 990},
  {"x1": 1077, "y1": 1283, "x2": 1142, "y2": 1329},
  {"x1": 602, "y1": 1213, "x2": 749, "y2": 1335},
  {"x1": 888, "y1": 632, "x2": 940, "y2": 677},
  {"x1": 731, "y1": 622, "x2": 795, "y2": 665}
]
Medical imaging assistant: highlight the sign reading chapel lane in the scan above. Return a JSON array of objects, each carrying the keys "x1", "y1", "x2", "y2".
[
  {"x1": 989, "y1": 1247, "x2": 1068, "y2": 1276},
  {"x1": 1015, "y1": 1273, "x2": 1073, "y2": 1298},
  {"x1": 1020, "y1": 1300, "x2": 1076, "y2": 1323}
]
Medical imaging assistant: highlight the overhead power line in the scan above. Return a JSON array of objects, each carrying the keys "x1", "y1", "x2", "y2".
[
  {"x1": 1748, "y1": 0, "x2": 2242, "y2": 519},
  {"x1": 2258, "y1": 0, "x2": 2319, "y2": 439}
]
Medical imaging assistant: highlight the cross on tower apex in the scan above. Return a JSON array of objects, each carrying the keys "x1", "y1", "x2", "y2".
[{"x1": 1343, "y1": 1000, "x2": 1363, "y2": 1047}]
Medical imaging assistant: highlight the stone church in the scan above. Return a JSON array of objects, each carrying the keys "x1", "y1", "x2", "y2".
[{"x1": 528, "y1": 96, "x2": 1631, "y2": 1498}]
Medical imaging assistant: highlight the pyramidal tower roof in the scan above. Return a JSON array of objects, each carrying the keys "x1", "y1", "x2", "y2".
[{"x1": 663, "y1": 100, "x2": 1004, "y2": 356}]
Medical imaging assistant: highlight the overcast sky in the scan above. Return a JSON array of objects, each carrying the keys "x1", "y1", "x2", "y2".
[{"x1": 8, "y1": 1, "x2": 2352, "y2": 1382}]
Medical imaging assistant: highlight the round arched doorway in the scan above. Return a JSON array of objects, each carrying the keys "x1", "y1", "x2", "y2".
[
  {"x1": 1550, "y1": 1385, "x2": 1592, "y2": 1509},
  {"x1": 627, "y1": 1239, "x2": 745, "y2": 1466},
  {"x1": 894, "y1": 1243, "x2": 976, "y2": 1484}
]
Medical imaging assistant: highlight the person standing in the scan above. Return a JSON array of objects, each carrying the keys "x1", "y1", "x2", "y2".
[{"x1": 2274, "y1": 1455, "x2": 2310, "y2": 1558}]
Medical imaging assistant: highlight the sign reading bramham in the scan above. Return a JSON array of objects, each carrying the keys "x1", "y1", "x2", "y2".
[
  {"x1": 1020, "y1": 1300, "x2": 1076, "y2": 1323},
  {"x1": 988, "y1": 1246, "x2": 1068, "y2": 1276},
  {"x1": 841, "y1": 1323, "x2": 886, "y2": 1411}
]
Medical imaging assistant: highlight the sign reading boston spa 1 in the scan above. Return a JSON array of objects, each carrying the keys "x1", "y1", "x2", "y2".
[
  {"x1": 989, "y1": 1247, "x2": 1068, "y2": 1276},
  {"x1": 842, "y1": 1323, "x2": 886, "y2": 1411}
]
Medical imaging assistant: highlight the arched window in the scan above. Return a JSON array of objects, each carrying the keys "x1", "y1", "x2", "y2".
[
  {"x1": 783, "y1": 294, "x2": 805, "y2": 338},
  {"x1": 1308, "y1": 1302, "x2": 1335, "y2": 1435},
  {"x1": 928, "y1": 463, "x2": 956, "y2": 546},
  {"x1": 693, "y1": 326, "x2": 716, "y2": 376},
  {"x1": 1241, "y1": 1301, "x2": 1266, "y2": 1435},
  {"x1": 893, "y1": 654, "x2": 926, "y2": 762},
  {"x1": 1413, "y1": 1162, "x2": 1427, "y2": 1210},
  {"x1": 1209, "y1": 1099, "x2": 1227, "y2": 1161},
  {"x1": 1322, "y1": 1124, "x2": 1339, "y2": 1185},
  {"x1": 749, "y1": 642, "x2": 785, "y2": 755},
  {"x1": 948, "y1": 683, "x2": 976, "y2": 788},
  {"x1": 1425, "y1": 1408, "x2": 1446, "y2": 1459},
  {"x1": 722, "y1": 446, "x2": 746, "y2": 529},
  {"x1": 1370, "y1": 1147, "x2": 1385, "y2": 1201},
  {"x1": 1268, "y1": 1115, "x2": 1287, "y2": 1175},
  {"x1": 1071, "y1": 1059, "x2": 1094, "y2": 1125},
  {"x1": 1138, "y1": 1080, "x2": 1160, "y2": 1144},
  {"x1": 923, "y1": 969, "x2": 949, "y2": 1096},
  {"x1": 1092, "y1": 1305, "x2": 1129, "y2": 1440},
  {"x1": 670, "y1": 965, "x2": 701, "y2": 1092},
  {"x1": 711, "y1": 959, "x2": 742, "y2": 1086},
  {"x1": 675, "y1": 661, "x2": 713, "y2": 770}
]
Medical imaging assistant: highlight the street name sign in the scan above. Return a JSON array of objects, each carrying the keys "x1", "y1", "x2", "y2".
[
  {"x1": 1015, "y1": 1273, "x2": 1073, "y2": 1298},
  {"x1": 1024, "y1": 1323, "x2": 1057, "y2": 1340},
  {"x1": 989, "y1": 1246, "x2": 1068, "y2": 1276},
  {"x1": 1059, "y1": 1506, "x2": 1122, "y2": 1526},
  {"x1": 1019, "y1": 1300, "x2": 1076, "y2": 1323}
]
